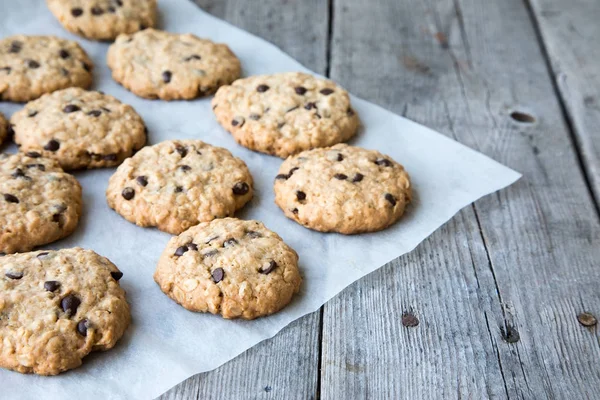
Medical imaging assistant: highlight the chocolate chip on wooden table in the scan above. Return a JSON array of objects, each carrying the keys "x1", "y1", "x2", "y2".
[
  {"x1": 63, "y1": 104, "x2": 80, "y2": 113},
  {"x1": 136, "y1": 176, "x2": 148, "y2": 186},
  {"x1": 232, "y1": 182, "x2": 249, "y2": 195},
  {"x1": 111, "y1": 271, "x2": 123, "y2": 281},
  {"x1": 385, "y1": 193, "x2": 397, "y2": 206},
  {"x1": 61, "y1": 294, "x2": 81, "y2": 316},
  {"x1": 77, "y1": 319, "x2": 89, "y2": 336},
  {"x1": 212, "y1": 267, "x2": 225, "y2": 283},
  {"x1": 59, "y1": 49, "x2": 70, "y2": 59},
  {"x1": 174, "y1": 246, "x2": 188, "y2": 257},
  {"x1": 5, "y1": 271, "x2": 23, "y2": 280},
  {"x1": 295, "y1": 86, "x2": 307, "y2": 95},
  {"x1": 71, "y1": 7, "x2": 83, "y2": 16},
  {"x1": 296, "y1": 191, "x2": 306, "y2": 201},
  {"x1": 162, "y1": 70, "x2": 172, "y2": 83},
  {"x1": 122, "y1": 187, "x2": 135, "y2": 200},
  {"x1": 44, "y1": 281, "x2": 60, "y2": 292},
  {"x1": 352, "y1": 173, "x2": 364, "y2": 182},
  {"x1": 4, "y1": 193, "x2": 19, "y2": 203},
  {"x1": 320, "y1": 88, "x2": 334, "y2": 95},
  {"x1": 44, "y1": 139, "x2": 60, "y2": 151},
  {"x1": 259, "y1": 260, "x2": 277, "y2": 274},
  {"x1": 256, "y1": 84, "x2": 269, "y2": 92}
]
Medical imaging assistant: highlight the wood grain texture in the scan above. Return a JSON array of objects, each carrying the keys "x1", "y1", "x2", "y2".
[
  {"x1": 527, "y1": 0, "x2": 600, "y2": 207},
  {"x1": 322, "y1": 0, "x2": 600, "y2": 399},
  {"x1": 160, "y1": 1, "x2": 328, "y2": 398}
]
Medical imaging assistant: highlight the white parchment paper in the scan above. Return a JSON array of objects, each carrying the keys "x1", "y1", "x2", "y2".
[{"x1": 0, "y1": 0, "x2": 521, "y2": 398}]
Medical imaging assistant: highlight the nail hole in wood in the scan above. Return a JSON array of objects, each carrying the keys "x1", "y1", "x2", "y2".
[{"x1": 510, "y1": 111, "x2": 535, "y2": 123}]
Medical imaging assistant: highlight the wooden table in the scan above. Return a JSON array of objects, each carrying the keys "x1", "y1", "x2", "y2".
[{"x1": 161, "y1": 1, "x2": 600, "y2": 398}]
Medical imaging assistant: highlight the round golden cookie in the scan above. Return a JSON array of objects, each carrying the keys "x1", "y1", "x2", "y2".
[
  {"x1": 212, "y1": 72, "x2": 359, "y2": 158},
  {"x1": 107, "y1": 29, "x2": 241, "y2": 100},
  {"x1": 0, "y1": 35, "x2": 93, "y2": 102},
  {"x1": 0, "y1": 248, "x2": 130, "y2": 375},
  {"x1": 0, "y1": 112, "x2": 7, "y2": 145},
  {"x1": 106, "y1": 140, "x2": 254, "y2": 234},
  {"x1": 46, "y1": 0, "x2": 157, "y2": 41},
  {"x1": 154, "y1": 218, "x2": 302, "y2": 320},
  {"x1": 11, "y1": 88, "x2": 147, "y2": 170},
  {"x1": 274, "y1": 144, "x2": 412, "y2": 234},
  {"x1": 0, "y1": 153, "x2": 82, "y2": 254}
]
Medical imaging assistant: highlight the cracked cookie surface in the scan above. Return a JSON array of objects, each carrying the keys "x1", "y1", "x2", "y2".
[
  {"x1": 0, "y1": 248, "x2": 130, "y2": 375},
  {"x1": 0, "y1": 153, "x2": 82, "y2": 254},
  {"x1": 212, "y1": 72, "x2": 359, "y2": 158},
  {"x1": 154, "y1": 218, "x2": 301, "y2": 320},
  {"x1": 106, "y1": 140, "x2": 254, "y2": 234},
  {"x1": 107, "y1": 29, "x2": 241, "y2": 100},
  {"x1": 46, "y1": 0, "x2": 157, "y2": 41},
  {"x1": 11, "y1": 88, "x2": 147, "y2": 170},
  {"x1": 274, "y1": 144, "x2": 412, "y2": 234},
  {"x1": 0, "y1": 35, "x2": 93, "y2": 102}
]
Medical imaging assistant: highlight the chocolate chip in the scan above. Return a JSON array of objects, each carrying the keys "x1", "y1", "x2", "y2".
[
  {"x1": 304, "y1": 102, "x2": 317, "y2": 110},
  {"x1": 187, "y1": 243, "x2": 198, "y2": 251},
  {"x1": 232, "y1": 182, "x2": 249, "y2": 195},
  {"x1": 296, "y1": 191, "x2": 306, "y2": 201},
  {"x1": 256, "y1": 84, "x2": 269, "y2": 92},
  {"x1": 26, "y1": 163, "x2": 45, "y2": 171},
  {"x1": 5, "y1": 271, "x2": 23, "y2": 280},
  {"x1": 249, "y1": 113, "x2": 261, "y2": 120},
  {"x1": 212, "y1": 268, "x2": 225, "y2": 283},
  {"x1": 277, "y1": 122, "x2": 286, "y2": 129},
  {"x1": 352, "y1": 173, "x2": 364, "y2": 182},
  {"x1": 162, "y1": 70, "x2": 172, "y2": 83},
  {"x1": 28, "y1": 110, "x2": 38, "y2": 117},
  {"x1": 334, "y1": 173, "x2": 347, "y2": 180},
  {"x1": 61, "y1": 294, "x2": 81, "y2": 316},
  {"x1": 37, "y1": 252, "x2": 49, "y2": 258},
  {"x1": 87, "y1": 110, "x2": 102, "y2": 117},
  {"x1": 174, "y1": 246, "x2": 188, "y2": 256},
  {"x1": 115, "y1": 0, "x2": 123, "y2": 6},
  {"x1": 8, "y1": 41, "x2": 22, "y2": 53},
  {"x1": 91, "y1": 6, "x2": 104, "y2": 15},
  {"x1": 203, "y1": 249, "x2": 218, "y2": 258},
  {"x1": 63, "y1": 104, "x2": 80, "y2": 113},
  {"x1": 184, "y1": 55, "x2": 201, "y2": 61},
  {"x1": 205, "y1": 235, "x2": 219, "y2": 244},
  {"x1": 347, "y1": 107, "x2": 355, "y2": 116},
  {"x1": 246, "y1": 230, "x2": 262, "y2": 238},
  {"x1": 27, "y1": 60, "x2": 40, "y2": 69},
  {"x1": 44, "y1": 281, "x2": 60, "y2": 292},
  {"x1": 122, "y1": 187, "x2": 135, "y2": 200},
  {"x1": 292, "y1": 208, "x2": 298, "y2": 214},
  {"x1": 375, "y1": 158, "x2": 392, "y2": 167},
  {"x1": 82, "y1": 61, "x2": 91, "y2": 72},
  {"x1": 107, "y1": 5, "x2": 116, "y2": 13},
  {"x1": 286, "y1": 106, "x2": 299, "y2": 113},
  {"x1": 26, "y1": 151, "x2": 41, "y2": 158},
  {"x1": 59, "y1": 49, "x2": 70, "y2": 59},
  {"x1": 174, "y1": 186, "x2": 184, "y2": 193},
  {"x1": 223, "y1": 238, "x2": 238, "y2": 248},
  {"x1": 320, "y1": 88, "x2": 334, "y2": 95},
  {"x1": 259, "y1": 260, "x2": 277, "y2": 274},
  {"x1": 179, "y1": 165, "x2": 191, "y2": 172},
  {"x1": 336, "y1": 153, "x2": 344, "y2": 161},
  {"x1": 11, "y1": 168, "x2": 26, "y2": 179},
  {"x1": 71, "y1": 7, "x2": 83, "y2": 16},
  {"x1": 289, "y1": 167, "x2": 299, "y2": 176},
  {"x1": 314, "y1": 112, "x2": 322, "y2": 119},
  {"x1": 77, "y1": 319, "x2": 89, "y2": 336},
  {"x1": 4, "y1": 194, "x2": 19, "y2": 203},
  {"x1": 295, "y1": 86, "x2": 307, "y2": 95},
  {"x1": 385, "y1": 193, "x2": 397, "y2": 206},
  {"x1": 231, "y1": 117, "x2": 245, "y2": 127},
  {"x1": 0, "y1": 66, "x2": 11, "y2": 74},
  {"x1": 136, "y1": 176, "x2": 148, "y2": 187},
  {"x1": 401, "y1": 312, "x2": 419, "y2": 327},
  {"x1": 175, "y1": 145, "x2": 187, "y2": 157},
  {"x1": 577, "y1": 312, "x2": 598, "y2": 327},
  {"x1": 275, "y1": 174, "x2": 289, "y2": 180},
  {"x1": 44, "y1": 139, "x2": 60, "y2": 151},
  {"x1": 111, "y1": 271, "x2": 123, "y2": 281}
]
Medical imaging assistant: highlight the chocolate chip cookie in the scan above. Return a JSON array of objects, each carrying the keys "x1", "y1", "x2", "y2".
[
  {"x1": 274, "y1": 144, "x2": 412, "y2": 234},
  {"x1": 107, "y1": 29, "x2": 241, "y2": 100},
  {"x1": 106, "y1": 140, "x2": 254, "y2": 234},
  {"x1": 0, "y1": 153, "x2": 82, "y2": 254},
  {"x1": 212, "y1": 72, "x2": 359, "y2": 158},
  {"x1": 0, "y1": 112, "x2": 7, "y2": 145},
  {"x1": 0, "y1": 248, "x2": 130, "y2": 375},
  {"x1": 11, "y1": 88, "x2": 147, "y2": 170},
  {"x1": 0, "y1": 35, "x2": 93, "y2": 102},
  {"x1": 46, "y1": 0, "x2": 157, "y2": 41},
  {"x1": 154, "y1": 218, "x2": 301, "y2": 319}
]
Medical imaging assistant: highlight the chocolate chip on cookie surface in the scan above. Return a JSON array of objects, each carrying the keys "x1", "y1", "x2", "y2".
[
  {"x1": 107, "y1": 29, "x2": 241, "y2": 100},
  {"x1": 46, "y1": 0, "x2": 157, "y2": 41},
  {"x1": 212, "y1": 72, "x2": 359, "y2": 158},
  {"x1": 0, "y1": 153, "x2": 82, "y2": 254},
  {"x1": 106, "y1": 140, "x2": 254, "y2": 234},
  {"x1": 154, "y1": 218, "x2": 302, "y2": 319},
  {"x1": 0, "y1": 35, "x2": 93, "y2": 102},
  {"x1": 11, "y1": 88, "x2": 147, "y2": 170},
  {"x1": 0, "y1": 248, "x2": 130, "y2": 375},
  {"x1": 274, "y1": 144, "x2": 412, "y2": 234}
]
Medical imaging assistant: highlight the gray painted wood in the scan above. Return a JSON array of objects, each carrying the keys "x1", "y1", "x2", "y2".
[
  {"x1": 527, "y1": 0, "x2": 600, "y2": 206},
  {"x1": 322, "y1": 0, "x2": 600, "y2": 399},
  {"x1": 159, "y1": 1, "x2": 328, "y2": 399}
]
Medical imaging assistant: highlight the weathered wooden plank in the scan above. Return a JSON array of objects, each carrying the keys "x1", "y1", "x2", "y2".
[
  {"x1": 322, "y1": 0, "x2": 600, "y2": 399},
  {"x1": 160, "y1": 1, "x2": 329, "y2": 398},
  {"x1": 527, "y1": 0, "x2": 600, "y2": 207}
]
